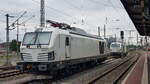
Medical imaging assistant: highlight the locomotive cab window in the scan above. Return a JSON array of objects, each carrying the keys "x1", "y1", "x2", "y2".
[
  {"x1": 23, "y1": 32, "x2": 52, "y2": 45},
  {"x1": 66, "y1": 37, "x2": 70, "y2": 46}
]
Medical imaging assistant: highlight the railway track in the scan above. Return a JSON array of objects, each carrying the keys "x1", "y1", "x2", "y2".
[
  {"x1": 5, "y1": 58, "x2": 118, "y2": 84},
  {"x1": 0, "y1": 66, "x2": 25, "y2": 79},
  {"x1": 0, "y1": 70, "x2": 24, "y2": 78},
  {"x1": 0, "y1": 55, "x2": 139, "y2": 84},
  {"x1": 0, "y1": 69, "x2": 29, "y2": 84},
  {"x1": 88, "y1": 55, "x2": 139, "y2": 84},
  {"x1": 46, "y1": 58, "x2": 122, "y2": 84},
  {"x1": 48, "y1": 54, "x2": 140, "y2": 84},
  {"x1": 0, "y1": 66, "x2": 16, "y2": 71}
]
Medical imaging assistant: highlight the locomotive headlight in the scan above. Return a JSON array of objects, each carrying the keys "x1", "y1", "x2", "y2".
[
  {"x1": 26, "y1": 65, "x2": 32, "y2": 69},
  {"x1": 48, "y1": 51, "x2": 55, "y2": 60}
]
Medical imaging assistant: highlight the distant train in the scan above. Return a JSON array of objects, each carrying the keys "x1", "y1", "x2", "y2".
[
  {"x1": 110, "y1": 42, "x2": 127, "y2": 57},
  {"x1": 17, "y1": 21, "x2": 110, "y2": 74}
]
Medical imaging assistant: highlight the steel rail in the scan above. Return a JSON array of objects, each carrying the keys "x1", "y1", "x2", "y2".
[
  {"x1": 88, "y1": 56, "x2": 136, "y2": 84},
  {"x1": 0, "y1": 66, "x2": 16, "y2": 70},
  {"x1": 0, "y1": 70, "x2": 24, "y2": 78},
  {"x1": 112, "y1": 56, "x2": 139, "y2": 84}
]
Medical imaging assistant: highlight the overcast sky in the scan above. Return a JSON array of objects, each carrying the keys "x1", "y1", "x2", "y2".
[{"x1": 0, "y1": 0, "x2": 140, "y2": 44}]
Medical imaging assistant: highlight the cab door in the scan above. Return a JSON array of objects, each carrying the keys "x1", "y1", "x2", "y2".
[{"x1": 65, "y1": 36, "x2": 71, "y2": 59}]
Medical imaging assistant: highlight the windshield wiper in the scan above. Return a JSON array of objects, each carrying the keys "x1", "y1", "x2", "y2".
[{"x1": 35, "y1": 33, "x2": 41, "y2": 48}]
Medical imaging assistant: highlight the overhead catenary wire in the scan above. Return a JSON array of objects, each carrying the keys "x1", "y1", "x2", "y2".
[
  {"x1": 108, "y1": 0, "x2": 138, "y2": 42},
  {"x1": 62, "y1": 0, "x2": 97, "y2": 28},
  {"x1": 0, "y1": 10, "x2": 26, "y2": 18},
  {"x1": 108, "y1": 0, "x2": 132, "y2": 30},
  {"x1": 10, "y1": 11, "x2": 27, "y2": 28},
  {"x1": 89, "y1": 0, "x2": 122, "y2": 8},
  {"x1": 31, "y1": 0, "x2": 77, "y2": 20},
  {"x1": 107, "y1": 0, "x2": 123, "y2": 18},
  {"x1": 90, "y1": 0, "x2": 134, "y2": 39},
  {"x1": 86, "y1": 0, "x2": 124, "y2": 24},
  {"x1": 89, "y1": 0, "x2": 124, "y2": 22},
  {"x1": 19, "y1": 15, "x2": 35, "y2": 26},
  {"x1": 60, "y1": 0, "x2": 85, "y2": 24},
  {"x1": 63, "y1": 0, "x2": 81, "y2": 10},
  {"x1": 31, "y1": 0, "x2": 79, "y2": 26},
  {"x1": 31, "y1": 0, "x2": 96, "y2": 28}
]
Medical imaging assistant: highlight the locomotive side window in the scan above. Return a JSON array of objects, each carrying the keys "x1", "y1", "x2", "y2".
[
  {"x1": 99, "y1": 42, "x2": 104, "y2": 54},
  {"x1": 66, "y1": 37, "x2": 70, "y2": 46},
  {"x1": 99, "y1": 42, "x2": 101, "y2": 54},
  {"x1": 101, "y1": 42, "x2": 104, "y2": 54}
]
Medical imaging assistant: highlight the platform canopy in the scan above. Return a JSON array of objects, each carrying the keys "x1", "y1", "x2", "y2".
[{"x1": 120, "y1": 0, "x2": 150, "y2": 36}]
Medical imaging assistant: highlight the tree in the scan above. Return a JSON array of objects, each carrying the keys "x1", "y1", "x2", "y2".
[{"x1": 9, "y1": 40, "x2": 21, "y2": 52}]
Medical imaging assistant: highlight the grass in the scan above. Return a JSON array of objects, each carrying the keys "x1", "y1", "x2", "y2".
[{"x1": 0, "y1": 55, "x2": 21, "y2": 66}]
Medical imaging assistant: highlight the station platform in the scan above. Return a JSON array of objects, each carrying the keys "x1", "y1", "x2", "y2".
[{"x1": 121, "y1": 51, "x2": 149, "y2": 84}]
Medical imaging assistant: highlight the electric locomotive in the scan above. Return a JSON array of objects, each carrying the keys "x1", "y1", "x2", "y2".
[
  {"x1": 17, "y1": 21, "x2": 109, "y2": 74},
  {"x1": 110, "y1": 42, "x2": 127, "y2": 57}
]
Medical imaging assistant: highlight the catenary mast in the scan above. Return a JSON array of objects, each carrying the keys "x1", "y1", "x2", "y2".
[{"x1": 40, "y1": 0, "x2": 45, "y2": 27}]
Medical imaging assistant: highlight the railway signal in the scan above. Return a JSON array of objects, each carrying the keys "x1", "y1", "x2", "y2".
[{"x1": 120, "y1": 31, "x2": 124, "y2": 57}]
